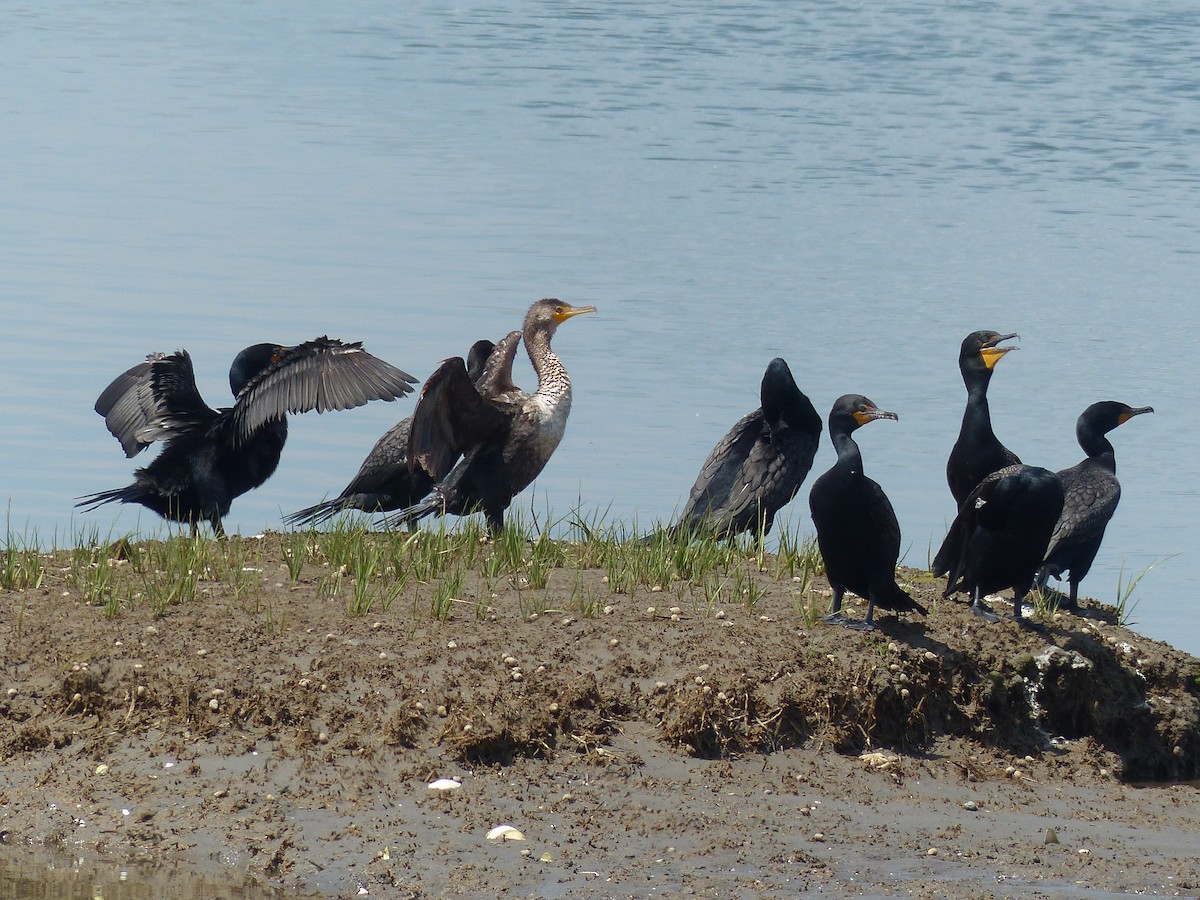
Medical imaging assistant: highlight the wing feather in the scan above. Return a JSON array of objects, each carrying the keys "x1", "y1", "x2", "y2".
[{"x1": 230, "y1": 337, "x2": 417, "y2": 441}]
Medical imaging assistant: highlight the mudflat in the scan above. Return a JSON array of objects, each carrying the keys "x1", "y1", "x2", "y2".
[{"x1": 1, "y1": 531, "x2": 1196, "y2": 898}]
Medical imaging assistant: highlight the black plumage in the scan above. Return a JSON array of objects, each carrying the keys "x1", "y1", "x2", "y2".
[
  {"x1": 78, "y1": 337, "x2": 416, "y2": 536},
  {"x1": 285, "y1": 340, "x2": 496, "y2": 527},
  {"x1": 388, "y1": 298, "x2": 596, "y2": 535},
  {"x1": 946, "y1": 330, "x2": 1021, "y2": 506},
  {"x1": 672, "y1": 358, "x2": 821, "y2": 539},
  {"x1": 808, "y1": 394, "x2": 927, "y2": 631},
  {"x1": 939, "y1": 463, "x2": 1064, "y2": 625},
  {"x1": 932, "y1": 330, "x2": 1021, "y2": 577},
  {"x1": 1036, "y1": 401, "x2": 1154, "y2": 610}
]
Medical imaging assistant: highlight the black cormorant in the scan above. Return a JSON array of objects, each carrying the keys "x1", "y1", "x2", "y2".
[
  {"x1": 77, "y1": 338, "x2": 416, "y2": 536},
  {"x1": 671, "y1": 358, "x2": 821, "y2": 539},
  {"x1": 388, "y1": 298, "x2": 596, "y2": 534},
  {"x1": 285, "y1": 339, "x2": 496, "y2": 527},
  {"x1": 939, "y1": 463, "x2": 1064, "y2": 625},
  {"x1": 932, "y1": 330, "x2": 1021, "y2": 577},
  {"x1": 808, "y1": 394, "x2": 927, "y2": 630},
  {"x1": 946, "y1": 331, "x2": 1021, "y2": 506},
  {"x1": 1035, "y1": 401, "x2": 1154, "y2": 610}
]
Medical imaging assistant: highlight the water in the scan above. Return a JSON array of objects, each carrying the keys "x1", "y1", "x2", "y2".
[{"x1": 2, "y1": 1, "x2": 1196, "y2": 654}]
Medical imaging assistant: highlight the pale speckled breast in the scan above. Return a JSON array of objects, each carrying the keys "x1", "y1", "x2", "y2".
[{"x1": 504, "y1": 383, "x2": 572, "y2": 489}]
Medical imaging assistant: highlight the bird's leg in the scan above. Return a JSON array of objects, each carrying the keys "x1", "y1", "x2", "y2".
[
  {"x1": 485, "y1": 507, "x2": 504, "y2": 541},
  {"x1": 211, "y1": 516, "x2": 227, "y2": 541},
  {"x1": 821, "y1": 588, "x2": 850, "y2": 626},
  {"x1": 969, "y1": 588, "x2": 1000, "y2": 623},
  {"x1": 1010, "y1": 587, "x2": 1045, "y2": 631},
  {"x1": 1064, "y1": 579, "x2": 1080, "y2": 611},
  {"x1": 837, "y1": 596, "x2": 877, "y2": 632}
]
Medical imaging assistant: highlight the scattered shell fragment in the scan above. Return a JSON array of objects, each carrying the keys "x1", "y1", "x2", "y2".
[
  {"x1": 860, "y1": 750, "x2": 899, "y2": 770},
  {"x1": 94, "y1": 764, "x2": 109, "y2": 776},
  {"x1": 428, "y1": 778, "x2": 462, "y2": 791},
  {"x1": 487, "y1": 825, "x2": 526, "y2": 841},
  {"x1": 1044, "y1": 827, "x2": 1059, "y2": 845},
  {"x1": 962, "y1": 800, "x2": 978, "y2": 811}
]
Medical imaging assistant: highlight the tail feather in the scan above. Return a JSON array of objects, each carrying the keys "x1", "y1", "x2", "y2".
[
  {"x1": 879, "y1": 582, "x2": 928, "y2": 617},
  {"x1": 75, "y1": 485, "x2": 143, "y2": 511},
  {"x1": 382, "y1": 491, "x2": 443, "y2": 530},
  {"x1": 285, "y1": 498, "x2": 351, "y2": 528}
]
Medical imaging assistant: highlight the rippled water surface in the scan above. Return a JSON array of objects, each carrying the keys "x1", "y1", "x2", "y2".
[{"x1": 3, "y1": 2, "x2": 1197, "y2": 652}]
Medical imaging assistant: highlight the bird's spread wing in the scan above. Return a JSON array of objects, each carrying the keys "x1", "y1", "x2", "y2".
[
  {"x1": 94, "y1": 351, "x2": 216, "y2": 457},
  {"x1": 408, "y1": 356, "x2": 512, "y2": 481},
  {"x1": 229, "y1": 337, "x2": 417, "y2": 442},
  {"x1": 475, "y1": 331, "x2": 523, "y2": 400}
]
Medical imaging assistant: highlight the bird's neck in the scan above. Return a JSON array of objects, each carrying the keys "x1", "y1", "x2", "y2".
[
  {"x1": 831, "y1": 430, "x2": 864, "y2": 476},
  {"x1": 1080, "y1": 431, "x2": 1117, "y2": 466},
  {"x1": 526, "y1": 328, "x2": 570, "y2": 397}
]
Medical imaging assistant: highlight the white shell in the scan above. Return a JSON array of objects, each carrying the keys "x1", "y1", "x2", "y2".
[
  {"x1": 486, "y1": 824, "x2": 526, "y2": 841},
  {"x1": 427, "y1": 778, "x2": 462, "y2": 791}
]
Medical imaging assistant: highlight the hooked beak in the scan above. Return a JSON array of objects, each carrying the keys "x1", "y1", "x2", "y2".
[
  {"x1": 554, "y1": 303, "x2": 597, "y2": 324},
  {"x1": 981, "y1": 332, "x2": 1019, "y2": 370}
]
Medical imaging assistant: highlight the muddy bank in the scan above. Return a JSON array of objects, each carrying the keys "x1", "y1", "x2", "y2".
[{"x1": 1, "y1": 534, "x2": 1197, "y2": 897}]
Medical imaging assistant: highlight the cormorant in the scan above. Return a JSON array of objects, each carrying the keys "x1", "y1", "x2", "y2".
[
  {"x1": 932, "y1": 330, "x2": 1021, "y2": 577},
  {"x1": 946, "y1": 331, "x2": 1021, "y2": 506},
  {"x1": 1035, "y1": 401, "x2": 1154, "y2": 610},
  {"x1": 387, "y1": 298, "x2": 596, "y2": 534},
  {"x1": 808, "y1": 394, "x2": 927, "y2": 630},
  {"x1": 285, "y1": 339, "x2": 496, "y2": 527},
  {"x1": 939, "y1": 463, "x2": 1064, "y2": 625},
  {"x1": 77, "y1": 338, "x2": 416, "y2": 536},
  {"x1": 671, "y1": 358, "x2": 821, "y2": 539}
]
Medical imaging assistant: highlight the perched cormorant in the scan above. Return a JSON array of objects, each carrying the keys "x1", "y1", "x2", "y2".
[
  {"x1": 285, "y1": 339, "x2": 496, "y2": 527},
  {"x1": 387, "y1": 298, "x2": 596, "y2": 534},
  {"x1": 808, "y1": 394, "x2": 927, "y2": 631},
  {"x1": 77, "y1": 338, "x2": 416, "y2": 536},
  {"x1": 671, "y1": 358, "x2": 822, "y2": 539},
  {"x1": 932, "y1": 330, "x2": 1021, "y2": 577},
  {"x1": 946, "y1": 330, "x2": 1021, "y2": 506},
  {"x1": 1035, "y1": 401, "x2": 1154, "y2": 610},
  {"x1": 939, "y1": 463, "x2": 1064, "y2": 625}
]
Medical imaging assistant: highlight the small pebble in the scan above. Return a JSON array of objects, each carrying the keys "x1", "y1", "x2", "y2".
[
  {"x1": 927, "y1": 848, "x2": 938, "y2": 857},
  {"x1": 812, "y1": 832, "x2": 825, "y2": 842},
  {"x1": 94, "y1": 764, "x2": 109, "y2": 776}
]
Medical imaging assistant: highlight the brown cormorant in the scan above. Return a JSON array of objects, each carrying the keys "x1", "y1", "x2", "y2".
[
  {"x1": 285, "y1": 339, "x2": 496, "y2": 527},
  {"x1": 671, "y1": 358, "x2": 822, "y2": 539},
  {"x1": 808, "y1": 394, "x2": 927, "y2": 630},
  {"x1": 387, "y1": 298, "x2": 596, "y2": 534},
  {"x1": 1035, "y1": 401, "x2": 1154, "y2": 610},
  {"x1": 939, "y1": 463, "x2": 1064, "y2": 625},
  {"x1": 77, "y1": 338, "x2": 416, "y2": 536}
]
